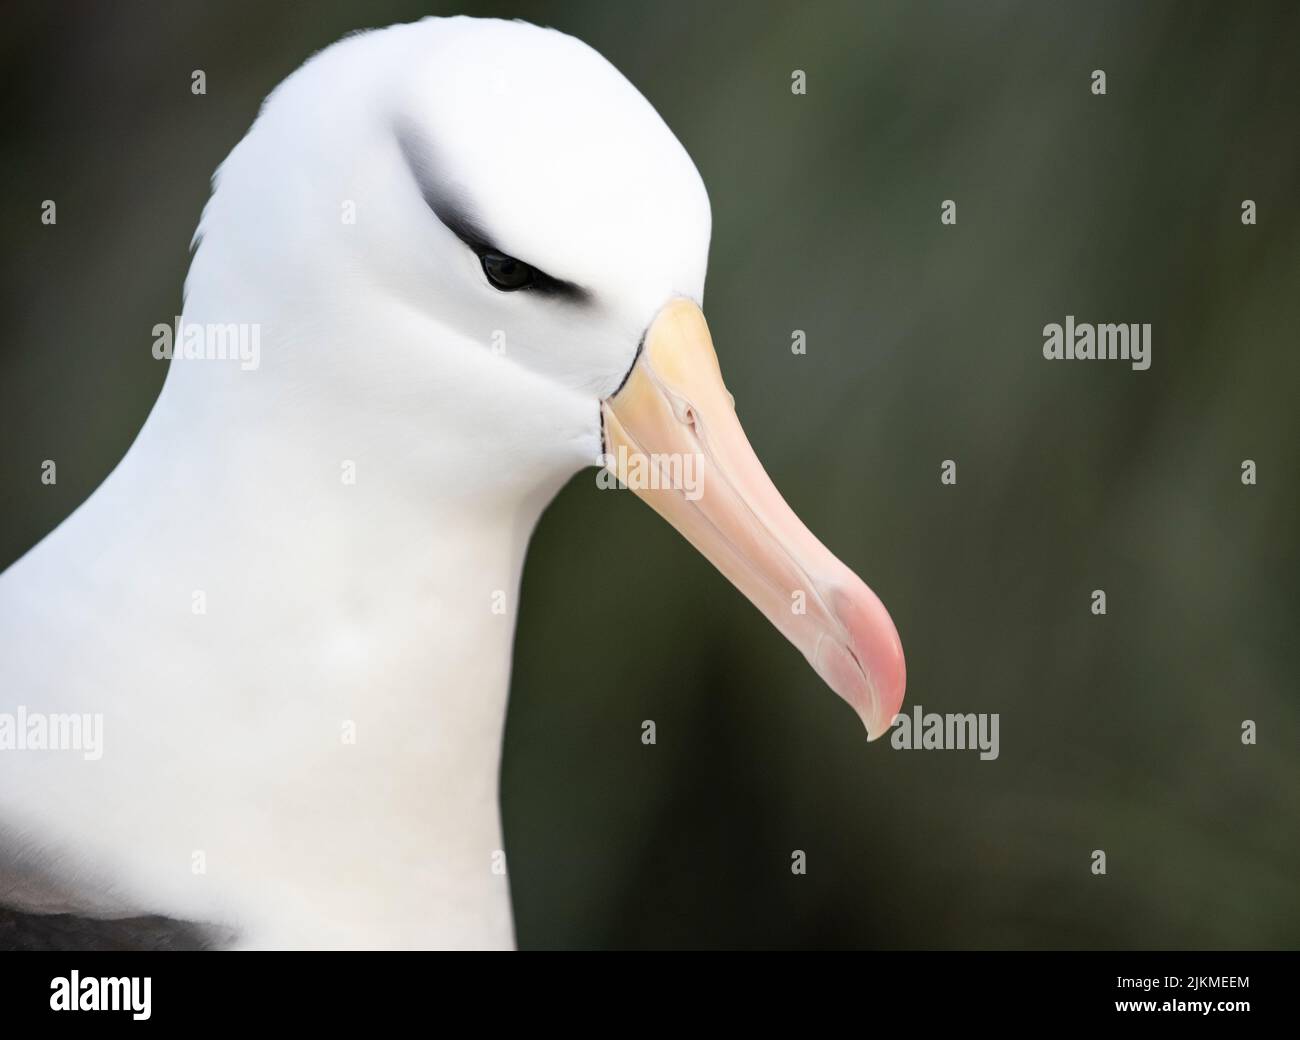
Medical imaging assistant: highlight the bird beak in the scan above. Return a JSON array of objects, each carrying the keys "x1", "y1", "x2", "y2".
[{"x1": 601, "y1": 298, "x2": 906, "y2": 739}]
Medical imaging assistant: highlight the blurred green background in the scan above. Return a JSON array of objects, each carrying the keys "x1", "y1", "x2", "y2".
[{"x1": 2, "y1": 1, "x2": 1297, "y2": 949}]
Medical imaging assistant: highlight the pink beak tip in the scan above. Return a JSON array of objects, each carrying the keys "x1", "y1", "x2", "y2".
[{"x1": 825, "y1": 581, "x2": 907, "y2": 742}]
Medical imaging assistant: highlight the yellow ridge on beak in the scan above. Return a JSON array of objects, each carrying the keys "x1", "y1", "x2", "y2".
[{"x1": 601, "y1": 298, "x2": 906, "y2": 739}]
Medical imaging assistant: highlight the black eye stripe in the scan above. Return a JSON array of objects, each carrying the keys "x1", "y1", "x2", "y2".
[
  {"x1": 438, "y1": 209, "x2": 587, "y2": 300},
  {"x1": 395, "y1": 121, "x2": 591, "y2": 303}
]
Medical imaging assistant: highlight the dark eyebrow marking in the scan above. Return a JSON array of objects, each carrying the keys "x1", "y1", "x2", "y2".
[{"x1": 395, "y1": 121, "x2": 589, "y2": 303}]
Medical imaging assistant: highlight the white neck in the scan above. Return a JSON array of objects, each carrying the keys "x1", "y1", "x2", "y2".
[{"x1": 1, "y1": 337, "x2": 582, "y2": 948}]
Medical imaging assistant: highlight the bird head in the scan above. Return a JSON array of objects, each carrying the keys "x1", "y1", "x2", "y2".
[{"x1": 184, "y1": 16, "x2": 906, "y2": 737}]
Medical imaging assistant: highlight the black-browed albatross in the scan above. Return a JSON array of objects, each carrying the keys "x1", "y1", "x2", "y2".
[{"x1": 0, "y1": 16, "x2": 905, "y2": 949}]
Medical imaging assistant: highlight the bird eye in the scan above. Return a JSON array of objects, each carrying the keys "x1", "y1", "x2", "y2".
[{"x1": 481, "y1": 252, "x2": 537, "y2": 291}]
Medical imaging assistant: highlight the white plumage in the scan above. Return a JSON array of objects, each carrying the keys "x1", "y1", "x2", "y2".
[{"x1": 0, "y1": 16, "x2": 903, "y2": 949}]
